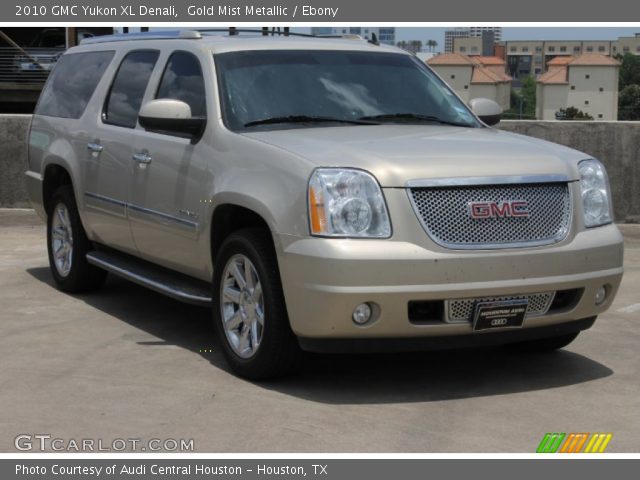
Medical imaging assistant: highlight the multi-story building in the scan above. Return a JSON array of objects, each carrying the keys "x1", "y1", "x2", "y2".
[
  {"x1": 445, "y1": 27, "x2": 502, "y2": 53},
  {"x1": 536, "y1": 54, "x2": 620, "y2": 120},
  {"x1": 452, "y1": 33, "x2": 640, "y2": 80},
  {"x1": 445, "y1": 28, "x2": 470, "y2": 54},
  {"x1": 469, "y1": 27, "x2": 503, "y2": 41},
  {"x1": 613, "y1": 33, "x2": 640, "y2": 55},
  {"x1": 427, "y1": 54, "x2": 512, "y2": 109},
  {"x1": 310, "y1": 27, "x2": 396, "y2": 45}
]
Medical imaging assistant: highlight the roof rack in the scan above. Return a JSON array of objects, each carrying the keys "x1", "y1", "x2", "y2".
[
  {"x1": 80, "y1": 30, "x2": 201, "y2": 44},
  {"x1": 79, "y1": 28, "x2": 375, "y2": 45},
  {"x1": 198, "y1": 27, "x2": 330, "y2": 38}
]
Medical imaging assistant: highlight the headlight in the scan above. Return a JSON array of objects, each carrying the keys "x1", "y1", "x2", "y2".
[
  {"x1": 579, "y1": 159, "x2": 613, "y2": 227},
  {"x1": 308, "y1": 168, "x2": 391, "y2": 238}
]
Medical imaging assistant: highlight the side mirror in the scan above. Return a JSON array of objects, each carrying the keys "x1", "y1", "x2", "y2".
[
  {"x1": 468, "y1": 98, "x2": 502, "y2": 126},
  {"x1": 138, "y1": 99, "x2": 206, "y2": 139}
]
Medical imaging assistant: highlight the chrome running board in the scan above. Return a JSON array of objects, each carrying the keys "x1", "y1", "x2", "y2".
[{"x1": 86, "y1": 250, "x2": 212, "y2": 307}]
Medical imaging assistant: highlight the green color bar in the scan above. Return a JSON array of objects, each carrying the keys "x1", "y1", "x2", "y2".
[
  {"x1": 537, "y1": 433, "x2": 553, "y2": 453},
  {"x1": 548, "y1": 433, "x2": 566, "y2": 453},
  {"x1": 537, "y1": 433, "x2": 566, "y2": 453}
]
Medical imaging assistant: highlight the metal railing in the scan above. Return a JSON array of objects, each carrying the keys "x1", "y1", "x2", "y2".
[{"x1": 0, "y1": 47, "x2": 63, "y2": 85}]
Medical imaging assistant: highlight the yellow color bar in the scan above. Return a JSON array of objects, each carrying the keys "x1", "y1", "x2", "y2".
[
  {"x1": 598, "y1": 434, "x2": 613, "y2": 453},
  {"x1": 584, "y1": 433, "x2": 613, "y2": 453},
  {"x1": 584, "y1": 434, "x2": 598, "y2": 453}
]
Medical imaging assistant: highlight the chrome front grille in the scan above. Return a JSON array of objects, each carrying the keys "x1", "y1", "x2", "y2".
[
  {"x1": 446, "y1": 292, "x2": 555, "y2": 323},
  {"x1": 409, "y1": 183, "x2": 571, "y2": 249}
]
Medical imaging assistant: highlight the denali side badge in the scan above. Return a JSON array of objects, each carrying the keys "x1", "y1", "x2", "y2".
[{"x1": 468, "y1": 200, "x2": 530, "y2": 219}]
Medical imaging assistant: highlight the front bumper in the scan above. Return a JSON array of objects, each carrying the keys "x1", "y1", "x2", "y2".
[{"x1": 276, "y1": 223, "x2": 624, "y2": 342}]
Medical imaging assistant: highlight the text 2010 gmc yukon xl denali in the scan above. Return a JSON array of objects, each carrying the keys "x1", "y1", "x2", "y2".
[{"x1": 25, "y1": 30, "x2": 624, "y2": 379}]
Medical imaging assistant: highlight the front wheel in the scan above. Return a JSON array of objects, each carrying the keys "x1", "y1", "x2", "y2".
[{"x1": 212, "y1": 228, "x2": 301, "y2": 379}]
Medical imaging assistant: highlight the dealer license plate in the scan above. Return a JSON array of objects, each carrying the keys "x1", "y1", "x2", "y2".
[{"x1": 472, "y1": 299, "x2": 528, "y2": 331}]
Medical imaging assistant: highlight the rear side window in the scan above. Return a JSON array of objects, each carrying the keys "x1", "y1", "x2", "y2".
[
  {"x1": 104, "y1": 50, "x2": 159, "y2": 128},
  {"x1": 156, "y1": 51, "x2": 206, "y2": 117},
  {"x1": 35, "y1": 51, "x2": 114, "y2": 119}
]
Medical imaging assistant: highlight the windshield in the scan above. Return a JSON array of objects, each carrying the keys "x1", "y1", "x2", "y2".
[{"x1": 214, "y1": 50, "x2": 480, "y2": 131}]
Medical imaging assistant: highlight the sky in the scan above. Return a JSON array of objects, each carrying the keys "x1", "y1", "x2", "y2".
[{"x1": 139, "y1": 26, "x2": 640, "y2": 52}]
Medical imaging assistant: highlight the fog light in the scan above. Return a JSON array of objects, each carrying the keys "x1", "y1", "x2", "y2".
[
  {"x1": 352, "y1": 303, "x2": 372, "y2": 325},
  {"x1": 595, "y1": 286, "x2": 607, "y2": 305}
]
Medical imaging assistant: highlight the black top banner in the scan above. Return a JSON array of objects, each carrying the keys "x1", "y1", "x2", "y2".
[{"x1": 5, "y1": 0, "x2": 640, "y2": 22}]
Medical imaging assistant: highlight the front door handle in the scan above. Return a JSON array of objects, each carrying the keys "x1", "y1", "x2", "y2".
[
  {"x1": 87, "y1": 142, "x2": 103, "y2": 153},
  {"x1": 132, "y1": 152, "x2": 152, "y2": 164}
]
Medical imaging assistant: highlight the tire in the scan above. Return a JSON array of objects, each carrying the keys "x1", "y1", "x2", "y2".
[
  {"x1": 46, "y1": 185, "x2": 107, "y2": 293},
  {"x1": 212, "y1": 228, "x2": 302, "y2": 380},
  {"x1": 510, "y1": 332, "x2": 579, "y2": 352}
]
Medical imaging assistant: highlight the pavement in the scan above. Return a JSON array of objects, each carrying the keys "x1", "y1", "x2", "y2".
[{"x1": 0, "y1": 209, "x2": 639, "y2": 453}]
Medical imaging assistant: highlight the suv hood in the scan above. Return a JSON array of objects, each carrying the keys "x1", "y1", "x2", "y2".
[{"x1": 243, "y1": 125, "x2": 585, "y2": 187}]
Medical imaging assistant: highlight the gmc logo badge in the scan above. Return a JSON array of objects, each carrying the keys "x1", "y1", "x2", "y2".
[{"x1": 468, "y1": 201, "x2": 530, "y2": 219}]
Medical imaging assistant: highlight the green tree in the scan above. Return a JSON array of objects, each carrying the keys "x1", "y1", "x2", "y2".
[
  {"x1": 556, "y1": 107, "x2": 594, "y2": 120},
  {"x1": 618, "y1": 84, "x2": 640, "y2": 120},
  {"x1": 617, "y1": 52, "x2": 640, "y2": 91},
  {"x1": 504, "y1": 76, "x2": 537, "y2": 119},
  {"x1": 520, "y1": 75, "x2": 537, "y2": 115},
  {"x1": 409, "y1": 40, "x2": 423, "y2": 53}
]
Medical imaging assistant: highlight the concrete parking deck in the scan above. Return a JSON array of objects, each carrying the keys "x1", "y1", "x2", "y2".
[{"x1": 0, "y1": 209, "x2": 638, "y2": 452}]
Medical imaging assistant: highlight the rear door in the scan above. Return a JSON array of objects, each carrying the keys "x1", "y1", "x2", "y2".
[
  {"x1": 128, "y1": 49, "x2": 212, "y2": 279},
  {"x1": 82, "y1": 49, "x2": 160, "y2": 253}
]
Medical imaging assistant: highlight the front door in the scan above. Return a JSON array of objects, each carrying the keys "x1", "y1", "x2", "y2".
[{"x1": 128, "y1": 50, "x2": 211, "y2": 279}]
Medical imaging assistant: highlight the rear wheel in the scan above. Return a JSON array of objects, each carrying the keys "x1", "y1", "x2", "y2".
[
  {"x1": 511, "y1": 332, "x2": 579, "y2": 352},
  {"x1": 46, "y1": 185, "x2": 107, "y2": 292},
  {"x1": 212, "y1": 228, "x2": 301, "y2": 379}
]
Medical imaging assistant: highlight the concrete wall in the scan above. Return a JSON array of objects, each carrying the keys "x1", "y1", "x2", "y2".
[
  {"x1": 0, "y1": 115, "x2": 31, "y2": 208},
  {"x1": 1, "y1": 115, "x2": 638, "y2": 221}
]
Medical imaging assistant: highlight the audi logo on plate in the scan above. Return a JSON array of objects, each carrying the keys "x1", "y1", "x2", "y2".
[{"x1": 468, "y1": 200, "x2": 530, "y2": 219}]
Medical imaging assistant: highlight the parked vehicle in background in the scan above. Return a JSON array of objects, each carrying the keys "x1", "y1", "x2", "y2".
[
  {"x1": 25, "y1": 30, "x2": 624, "y2": 379},
  {"x1": 11, "y1": 29, "x2": 94, "y2": 76}
]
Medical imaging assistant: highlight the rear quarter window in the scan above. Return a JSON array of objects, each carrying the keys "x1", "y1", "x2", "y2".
[{"x1": 35, "y1": 51, "x2": 114, "y2": 119}]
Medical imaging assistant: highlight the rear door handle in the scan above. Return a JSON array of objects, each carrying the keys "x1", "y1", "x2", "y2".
[
  {"x1": 87, "y1": 142, "x2": 103, "y2": 153},
  {"x1": 132, "y1": 152, "x2": 152, "y2": 164}
]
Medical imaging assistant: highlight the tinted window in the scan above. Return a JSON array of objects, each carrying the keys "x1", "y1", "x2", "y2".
[
  {"x1": 104, "y1": 50, "x2": 159, "y2": 128},
  {"x1": 215, "y1": 50, "x2": 479, "y2": 131},
  {"x1": 35, "y1": 51, "x2": 114, "y2": 119},
  {"x1": 156, "y1": 51, "x2": 206, "y2": 117}
]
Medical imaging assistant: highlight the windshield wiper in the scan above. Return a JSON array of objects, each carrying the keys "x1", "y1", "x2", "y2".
[
  {"x1": 358, "y1": 113, "x2": 472, "y2": 127},
  {"x1": 244, "y1": 115, "x2": 378, "y2": 128}
]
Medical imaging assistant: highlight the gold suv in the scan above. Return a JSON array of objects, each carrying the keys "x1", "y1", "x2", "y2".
[{"x1": 25, "y1": 30, "x2": 623, "y2": 378}]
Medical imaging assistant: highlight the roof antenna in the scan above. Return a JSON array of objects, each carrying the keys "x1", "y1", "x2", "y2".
[{"x1": 368, "y1": 32, "x2": 380, "y2": 46}]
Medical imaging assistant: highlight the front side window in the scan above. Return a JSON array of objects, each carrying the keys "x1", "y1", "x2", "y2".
[
  {"x1": 215, "y1": 50, "x2": 480, "y2": 131},
  {"x1": 156, "y1": 51, "x2": 206, "y2": 117},
  {"x1": 36, "y1": 51, "x2": 114, "y2": 119},
  {"x1": 104, "y1": 50, "x2": 159, "y2": 128}
]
